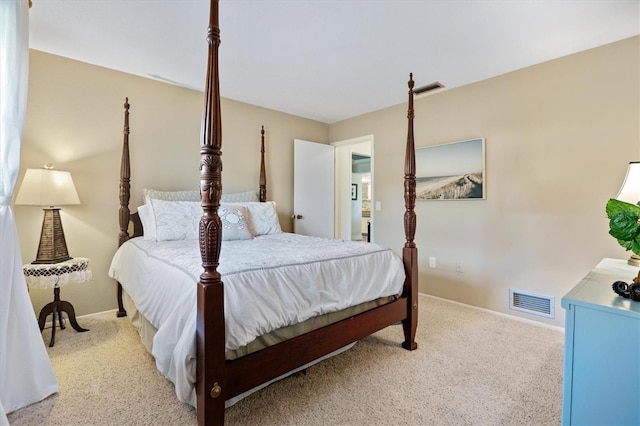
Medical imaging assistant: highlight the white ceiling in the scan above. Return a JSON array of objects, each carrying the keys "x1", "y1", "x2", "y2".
[{"x1": 29, "y1": 0, "x2": 639, "y2": 124}]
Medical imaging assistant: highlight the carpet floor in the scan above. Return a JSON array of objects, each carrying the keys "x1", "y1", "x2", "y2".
[{"x1": 7, "y1": 294, "x2": 564, "y2": 425}]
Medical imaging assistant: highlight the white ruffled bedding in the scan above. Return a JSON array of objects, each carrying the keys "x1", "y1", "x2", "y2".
[{"x1": 109, "y1": 233, "x2": 405, "y2": 404}]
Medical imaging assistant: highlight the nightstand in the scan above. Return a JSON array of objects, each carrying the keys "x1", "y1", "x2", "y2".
[{"x1": 23, "y1": 257, "x2": 91, "y2": 347}]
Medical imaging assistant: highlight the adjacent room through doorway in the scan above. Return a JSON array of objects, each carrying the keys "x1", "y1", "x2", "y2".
[{"x1": 333, "y1": 136, "x2": 374, "y2": 242}]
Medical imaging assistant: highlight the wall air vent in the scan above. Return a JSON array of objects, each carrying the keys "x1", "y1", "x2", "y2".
[
  {"x1": 509, "y1": 289, "x2": 554, "y2": 319},
  {"x1": 414, "y1": 81, "x2": 445, "y2": 96}
]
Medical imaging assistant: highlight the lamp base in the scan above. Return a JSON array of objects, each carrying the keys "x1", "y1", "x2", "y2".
[
  {"x1": 32, "y1": 208, "x2": 73, "y2": 264},
  {"x1": 628, "y1": 254, "x2": 640, "y2": 267}
]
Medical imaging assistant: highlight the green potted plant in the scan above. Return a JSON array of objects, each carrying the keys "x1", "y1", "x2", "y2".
[{"x1": 606, "y1": 198, "x2": 640, "y2": 301}]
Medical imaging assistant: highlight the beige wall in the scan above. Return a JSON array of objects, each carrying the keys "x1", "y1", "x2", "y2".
[
  {"x1": 330, "y1": 36, "x2": 640, "y2": 327},
  {"x1": 17, "y1": 37, "x2": 639, "y2": 328},
  {"x1": 16, "y1": 50, "x2": 328, "y2": 318}
]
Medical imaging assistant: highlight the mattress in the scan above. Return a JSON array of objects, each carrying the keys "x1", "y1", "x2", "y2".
[{"x1": 109, "y1": 232, "x2": 405, "y2": 405}]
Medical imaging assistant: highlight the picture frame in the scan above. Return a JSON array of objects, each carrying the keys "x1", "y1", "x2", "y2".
[
  {"x1": 351, "y1": 183, "x2": 358, "y2": 200},
  {"x1": 415, "y1": 138, "x2": 485, "y2": 200}
]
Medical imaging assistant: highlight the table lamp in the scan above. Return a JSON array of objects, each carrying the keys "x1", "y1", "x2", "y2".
[
  {"x1": 15, "y1": 163, "x2": 80, "y2": 264},
  {"x1": 615, "y1": 161, "x2": 640, "y2": 266}
]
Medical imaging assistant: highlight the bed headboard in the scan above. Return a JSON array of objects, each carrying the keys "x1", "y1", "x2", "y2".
[{"x1": 117, "y1": 101, "x2": 268, "y2": 245}]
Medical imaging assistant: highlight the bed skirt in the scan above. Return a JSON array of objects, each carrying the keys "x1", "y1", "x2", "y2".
[{"x1": 121, "y1": 290, "x2": 395, "y2": 406}]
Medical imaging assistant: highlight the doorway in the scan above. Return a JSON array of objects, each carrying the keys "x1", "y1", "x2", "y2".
[
  {"x1": 332, "y1": 136, "x2": 373, "y2": 242},
  {"x1": 352, "y1": 154, "x2": 371, "y2": 241}
]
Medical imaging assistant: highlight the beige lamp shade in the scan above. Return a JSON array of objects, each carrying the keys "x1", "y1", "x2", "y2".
[
  {"x1": 616, "y1": 161, "x2": 640, "y2": 205},
  {"x1": 15, "y1": 165, "x2": 80, "y2": 264},
  {"x1": 15, "y1": 167, "x2": 80, "y2": 206}
]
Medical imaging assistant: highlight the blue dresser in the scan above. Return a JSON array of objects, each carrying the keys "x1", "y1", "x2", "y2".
[{"x1": 562, "y1": 258, "x2": 640, "y2": 425}]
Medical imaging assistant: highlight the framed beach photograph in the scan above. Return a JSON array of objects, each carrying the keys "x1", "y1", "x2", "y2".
[{"x1": 415, "y1": 138, "x2": 485, "y2": 200}]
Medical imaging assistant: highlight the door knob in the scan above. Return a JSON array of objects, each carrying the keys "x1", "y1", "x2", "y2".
[{"x1": 292, "y1": 214, "x2": 304, "y2": 220}]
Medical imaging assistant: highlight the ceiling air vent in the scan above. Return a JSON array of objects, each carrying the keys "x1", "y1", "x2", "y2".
[
  {"x1": 509, "y1": 289, "x2": 554, "y2": 319},
  {"x1": 414, "y1": 81, "x2": 444, "y2": 96}
]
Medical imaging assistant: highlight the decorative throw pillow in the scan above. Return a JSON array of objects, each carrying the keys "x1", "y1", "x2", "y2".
[
  {"x1": 228, "y1": 201, "x2": 282, "y2": 235},
  {"x1": 146, "y1": 199, "x2": 254, "y2": 241},
  {"x1": 218, "y1": 204, "x2": 253, "y2": 240}
]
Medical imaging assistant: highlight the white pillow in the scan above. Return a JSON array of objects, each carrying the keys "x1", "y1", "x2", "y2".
[
  {"x1": 143, "y1": 189, "x2": 258, "y2": 204},
  {"x1": 218, "y1": 204, "x2": 253, "y2": 241},
  {"x1": 220, "y1": 191, "x2": 259, "y2": 203},
  {"x1": 228, "y1": 201, "x2": 282, "y2": 235},
  {"x1": 149, "y1": 199, "x2": 201, "y2": 241},
  {"x1": 137, "y1": 204, "x2": 157, "y2": 240},
  {"x1": 147, "y1": 199, "x2": 253, "y2": 241},
  {"x1": 143, "y1": 188, "x2": 200, "y2": 203}
]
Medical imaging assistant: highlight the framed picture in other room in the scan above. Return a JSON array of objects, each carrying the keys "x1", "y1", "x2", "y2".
[{"x1": 351, "y1": 184, "x2": 358, "y2": 200}]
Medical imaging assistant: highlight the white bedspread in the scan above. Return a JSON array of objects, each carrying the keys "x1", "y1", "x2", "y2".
[{"x1": 109, "y1": 233, "x2": 405, "y2": 404}]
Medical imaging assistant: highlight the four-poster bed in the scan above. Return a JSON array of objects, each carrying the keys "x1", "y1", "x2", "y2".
[{"x1": 111, "y1": 1, "x2": 418, "y2": 424}]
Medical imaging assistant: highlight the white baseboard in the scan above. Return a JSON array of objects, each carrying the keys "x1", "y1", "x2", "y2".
[
  {"x1": 41, "y1": 308, "x2": 119, "y2": 330},
  {"x1": 78, "y1": 309, "x2": 118, "y2": 319},
  {"x1": 419, "y1": 292, "x2": 565, "y2": 333}
]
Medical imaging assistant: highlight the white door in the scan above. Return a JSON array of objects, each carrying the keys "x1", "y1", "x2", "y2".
[{"x1": 293, "y1": 139, "x2": 334, "y2": 238}]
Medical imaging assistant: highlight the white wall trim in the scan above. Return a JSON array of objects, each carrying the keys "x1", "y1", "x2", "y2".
[
  {"x1": 78, "y1": 309, "x2": 118, "y2": 319},
  {"x1": 420, "y1": 292, "x2": 565, "y2": 333},
  {"x1": 41, "y1": 308, "x2": 119, "y2": 330}
]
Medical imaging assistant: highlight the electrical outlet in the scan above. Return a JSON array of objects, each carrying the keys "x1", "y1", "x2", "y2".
[
  {"x1": 456, "y1": 261, "x2": 463, "y2": 273},
  {"x1": 428, "y1": 257, "x2": 436, "y2": 268}
]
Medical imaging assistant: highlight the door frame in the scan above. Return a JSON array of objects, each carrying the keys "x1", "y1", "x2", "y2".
[{"x1": 331, "y1": 135, "x2": 374, "y2": 242}]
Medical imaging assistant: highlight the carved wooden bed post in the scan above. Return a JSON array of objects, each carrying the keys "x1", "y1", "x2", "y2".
[
  {"x1": 197, "y1": 0, "x2": 226, "y2": 424},
  {"x1": 259, "y1": 125, "x2": 267, "y2": 203},
  {"x1": 116, "y1": 98, "x2": 131, "y2": 318},
  {"x1": 402, "y1": 74, "x2": 418, "y2": 350}
]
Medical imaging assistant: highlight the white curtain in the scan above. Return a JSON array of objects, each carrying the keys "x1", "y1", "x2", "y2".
[{"x1": 0, "y1": 0, "x2": 59, "y2": 419}]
